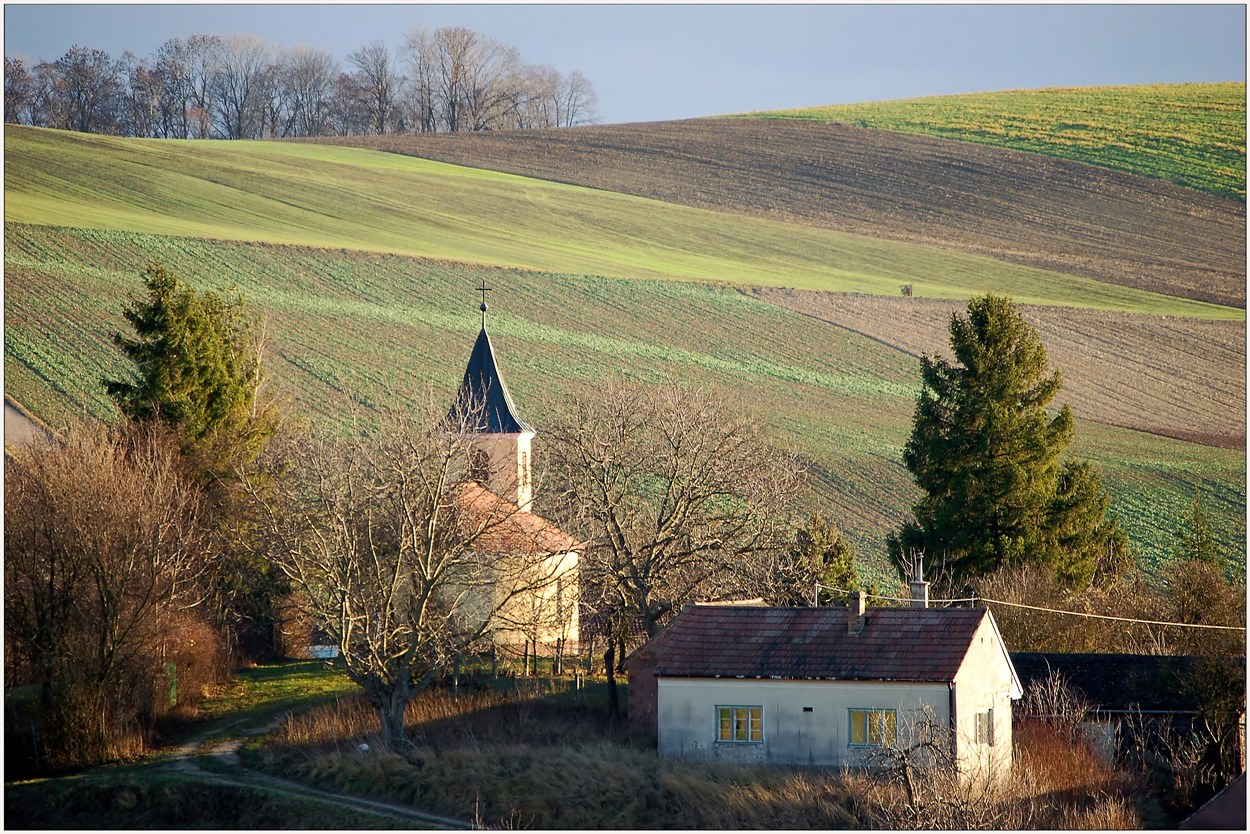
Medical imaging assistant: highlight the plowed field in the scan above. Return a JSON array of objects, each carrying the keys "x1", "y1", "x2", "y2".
[
  {"x1": 306, "y1": 119, "x2": 1246, "y2": 308},
  {"x1": 747, "y1": 288, "x2": 1247, "y2": 451}
]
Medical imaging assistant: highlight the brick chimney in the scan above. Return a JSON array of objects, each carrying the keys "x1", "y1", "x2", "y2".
[
  {"x1": 848, "y1": 590, "x2": 866, "y2": 635},
  {"x1": 909, "y1": 552, "x2": 929, "y2": 609}
]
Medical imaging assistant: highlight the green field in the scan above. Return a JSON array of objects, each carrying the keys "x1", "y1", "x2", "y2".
[
  {"x1": 6, "y1": 223, "x2": 1243, "y2": 585},
  {"x1": 744, "y1": 83, "x2": 1247, "y2": 202},
  {"x1": 4, "y1": 126, "x2": 1238, "y2": 320}
]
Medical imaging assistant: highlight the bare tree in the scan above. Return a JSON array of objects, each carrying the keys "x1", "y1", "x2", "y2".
[
  {"x1": 4, "y1": 56, "x2": 35, "y2": 123},
  {"x1": 346, "y1": 39, "x2": 398, "y2": 135},
  {"x1": 279, "y1": 44, "x2": 338, "y2": 137},
  {"x1": 543, "y1": 381, "x2": 802, "y2": 714},
  {"x1": 50, "y1": 45, "x2": 122, "y2": 133},
  {"x1": 246, "y1": 400, "x2": 570, "y2": 749},
  {"x1": 402, "y1": 26, "x2": 439, "y2": 133},
  {"x1": 208, "y1": 34, "x2": 268, "y2": 139},
  {"x1": 4, "y1": 423, "x2": 209, "y2": 766},
  {"x1": 557, "y1": 69, "x2": 598, "y2": 127}
]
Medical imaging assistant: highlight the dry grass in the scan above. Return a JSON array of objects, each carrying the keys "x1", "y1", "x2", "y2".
[{"x1": 255, "y1": 686, "x2": 1157, "y2": 829}]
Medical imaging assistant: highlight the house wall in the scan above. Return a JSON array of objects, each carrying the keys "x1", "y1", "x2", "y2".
[
  {"x1": 656, "y1": 678, "x2": 950, "y2": 766},
  {"x1": 951, "y1": 616, "x2": 1016, "y2": 779}
]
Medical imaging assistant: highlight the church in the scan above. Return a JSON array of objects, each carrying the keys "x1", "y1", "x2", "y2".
[{"x1": 445, "y1": 293, "x2": 580, "y2": 662}]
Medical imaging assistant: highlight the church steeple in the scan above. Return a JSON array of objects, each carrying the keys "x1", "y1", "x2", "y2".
[{"x1": 446, "y1": 285, "x2": 535, "y2": 508}]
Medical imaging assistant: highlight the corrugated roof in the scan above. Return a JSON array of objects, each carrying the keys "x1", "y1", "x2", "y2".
[
  {"x1": 651, "y1": 604, "x2": 989, "y2": 682},
  {"x1": 446, "y1": 328, "x2": 534, "y2": 435}
]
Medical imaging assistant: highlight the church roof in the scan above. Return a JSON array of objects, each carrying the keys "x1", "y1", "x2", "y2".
[
  {"x1": 455, "y1": 482, "x2": 580, "y2": 554},
  {"x1": 446, "y1": 327, "x2": 534, "y2": 435}
]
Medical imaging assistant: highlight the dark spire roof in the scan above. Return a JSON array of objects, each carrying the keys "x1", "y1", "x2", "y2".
[{"x1": 446, "y1": 327, "x2": 534, "y2": 434}]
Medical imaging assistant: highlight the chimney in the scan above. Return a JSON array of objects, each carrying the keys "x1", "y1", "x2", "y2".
[
  {"x1": 909, "y1": 552, "x2": 929, "y2": 609},
  {"x1": 848, "y1": 590, "x2": 866, "y2": 635}
]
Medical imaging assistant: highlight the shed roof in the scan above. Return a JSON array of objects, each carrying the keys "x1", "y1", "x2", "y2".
[
  {"x1": 446, "y1": 328, "x2": 534, "y2": 435},
  {"x1": 647, "y1": 604, "x2": 992, "y2": 682}
]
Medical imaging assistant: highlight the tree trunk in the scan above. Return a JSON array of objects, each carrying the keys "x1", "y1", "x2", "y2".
[
  {"x1": 604, "y1": 643, "x2": 619, "y2": 719},
  {"x1": 367, "y1": 682, "x2": 410, "y2": 751}
]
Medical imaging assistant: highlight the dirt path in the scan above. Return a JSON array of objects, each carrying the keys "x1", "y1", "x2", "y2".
[{"x1": 163, "y1": 712, "x2": 474, "y2": 829}]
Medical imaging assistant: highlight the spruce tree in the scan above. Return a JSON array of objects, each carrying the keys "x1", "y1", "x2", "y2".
[
  {"x1": 105, "y1": 262, "x2": 274, "y2": 463},
  {"x1": 889, "y1": 293, "x2": 1132, "y2": 588}
]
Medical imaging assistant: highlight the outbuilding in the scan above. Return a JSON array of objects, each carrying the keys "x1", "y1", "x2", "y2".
[{"x1": 626, "y1": 591, "x2": 1022, "y2": 778}]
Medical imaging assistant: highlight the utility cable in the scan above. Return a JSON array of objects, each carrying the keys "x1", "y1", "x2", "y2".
[{"x1": 813, "y1": 583, "x2": 1246, "y2": 631}]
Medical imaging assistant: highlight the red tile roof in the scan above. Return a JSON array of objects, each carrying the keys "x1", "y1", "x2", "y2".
[
  {"x1": 456, "y1": 481, "x2": 580, "y2": 554},
  {"x1": 649, "y1": 604, "x2": 989, "y2": 682}
]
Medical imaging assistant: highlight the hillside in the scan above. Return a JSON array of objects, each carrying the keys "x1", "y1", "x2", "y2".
[
  {"x1": 5, "y1": 125, "x2": 1231, "y2": 317},
  {"x1": 5, "y1": 224, "x2": 1245, "y2": 582},
  {"x1": 307, "y1": 117, "x2": 1246, "y2": 308},
  {"x1": 749, "y1": 288, "x2": 1246, "y2": 451},
  {"x1": 743, "y1": 83, "x2": 1247, "y2": 202}
]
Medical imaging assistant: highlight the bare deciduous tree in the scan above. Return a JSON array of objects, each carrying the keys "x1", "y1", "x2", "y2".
[
  {"x1": 347, "y1": 40, "x2": 398, "y2": 135},
  {"x1": 543, "y1": 380, "x2": 802, "y2": 713},
  {"x1": 209, "y1": 34, "x2": 268, "y2": 139},
  {"x1": 4, "y1": 423, "x2": 210, "y2": 767},
  {"x1": 246, "y1": 400, "x2": 570, "y2": 749}
]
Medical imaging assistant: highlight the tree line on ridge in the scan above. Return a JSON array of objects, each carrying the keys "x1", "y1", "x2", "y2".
[{"x1": 3, "y1": 25, "x2": 598, "y2": 140}]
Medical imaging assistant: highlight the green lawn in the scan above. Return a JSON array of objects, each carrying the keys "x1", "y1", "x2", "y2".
[
  {"x1": 744, "y1": 83, "x2": 1247, "y2": 202},
  {"x1": 4, "y1": 125, "x2": 1237, "y2": 320}
]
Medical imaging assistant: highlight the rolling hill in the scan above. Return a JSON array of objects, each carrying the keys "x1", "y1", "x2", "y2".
[
  {"x1": 741, "y1": 83, "x2": 1247, "y2": 202},
  {"x1": 4, "y1": 83, "x2": 1245, "y2": 584},
  {"x1": 310, "y1": 117, "x2": 1246, "y2": 308}
]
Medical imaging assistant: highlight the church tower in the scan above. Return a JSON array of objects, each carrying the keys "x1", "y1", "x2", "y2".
[{"x1": 445, "y1": 287, "x2": 535, "y2": 509}]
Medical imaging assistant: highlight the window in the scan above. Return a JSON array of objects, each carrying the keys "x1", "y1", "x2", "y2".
[
  {"x1": 975, "y1": 708, "x2": 995, "y2": 745},
  {"x1": 848, "y1": 708, "x2": 897, "y2": 747},
  {"x1": 717, "y1": 706, "x2": 763, "y2": 743},
  {"x1": 469, "y1": 449, "x2": 490, "y2": 484}
]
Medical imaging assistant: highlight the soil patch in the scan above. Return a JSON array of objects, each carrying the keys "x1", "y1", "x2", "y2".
[{"x1": 304, "y1": 119, "x2": 1246, "y2": 308}]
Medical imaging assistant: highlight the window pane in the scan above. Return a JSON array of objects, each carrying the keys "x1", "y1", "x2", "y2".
[
  {"x1": 868, "y1": 711, "x2": 882, "y2": 745},
  {"x1": 882, "y1": 711, "x2": 896, "y2": 745},
  {"x1": 850, "y1": 710, "x2": 866, "y2": 745},
  {"x1": 719, "y1": 708, "x2": 731, "y2": 741},
  {"x1": 734, "y1": 707, "x2": 747, "y2": 741},
  {"x1": 749, "y1": 708, "x2": 762, "y2": 741}
]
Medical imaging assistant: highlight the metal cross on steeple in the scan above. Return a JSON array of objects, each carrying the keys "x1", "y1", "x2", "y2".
[{"x1": 476, "y1": 281, "x2": 493, "y2": 328}]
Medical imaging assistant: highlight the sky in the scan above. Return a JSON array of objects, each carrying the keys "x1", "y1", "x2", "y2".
[{"x1": 3, "y1": 3, "x2": 1246, "y2": 124}]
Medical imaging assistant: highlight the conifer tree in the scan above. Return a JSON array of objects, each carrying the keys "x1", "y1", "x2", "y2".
[
  {"x1": 889, "y1": 293, "x2": 1132, "y2": 588},
  {"x1": 105, "y1": 262, "x2": 275, "y2": 465}
]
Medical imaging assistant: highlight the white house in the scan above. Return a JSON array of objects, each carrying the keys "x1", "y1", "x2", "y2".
[{"x1": 626, "y1": 591, "x2": 1022, "y2": 778}]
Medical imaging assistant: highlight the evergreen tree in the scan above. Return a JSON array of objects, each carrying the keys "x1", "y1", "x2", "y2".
[
  {"x1": 105, "y1": 262, "x2": 281, "y2": 662},
  {"x1": 105, "y1": 262, "x2": 275, "y2": 464},
  {"x1": 889, "y1": 293, "x2": 1132, "y2": 588}
]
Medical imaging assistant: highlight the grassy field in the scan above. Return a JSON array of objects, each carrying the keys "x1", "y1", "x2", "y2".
[
  {"x1": 5, "y1": 224, "x2": 1243, "y2": 584},
  {"x1": 4, "y1": 125, "x2": 1238, "y2": 318},
  {"x1": 745, "y1": 83, "x2": 1247, "y2": 202}
]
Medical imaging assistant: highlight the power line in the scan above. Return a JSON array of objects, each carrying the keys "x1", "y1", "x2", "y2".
[{"x1": 814, "y1": 583, "x2": 1246, "y2": 632}]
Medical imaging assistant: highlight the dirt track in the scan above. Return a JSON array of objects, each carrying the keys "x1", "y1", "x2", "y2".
[
  {"x1": 748, "y1": 288, "x2": 1246, "y2": 450},
  {"x1": 308, "y1": 119, "x2": 1246, "y2": 308}
]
